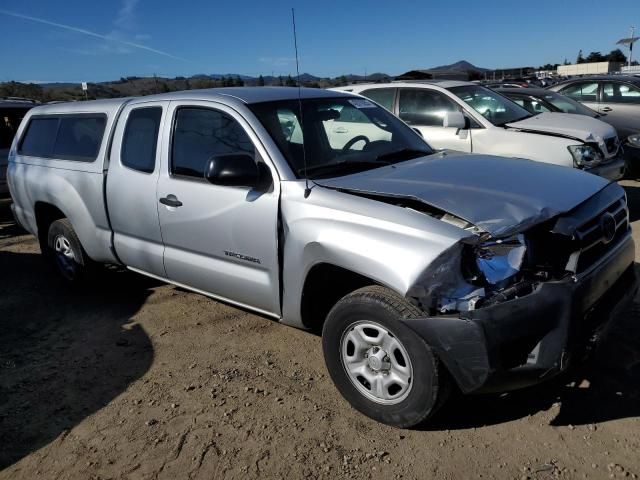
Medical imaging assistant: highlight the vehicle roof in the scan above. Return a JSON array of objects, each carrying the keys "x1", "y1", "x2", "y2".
[
  {"x1": 334, "y1": 80, "x2": 475, "y2": 91},
  {"x1": 0, "y1": 99, "x2": 38, "y2": 110},
  {"x1": 554, "y1": 75, "x2": 640, "y2": 85},
  {"x1": 495, "y1": 87, "x2": 551, "y2": 95},
  {"x1": 25, "y1": 87, "x2": 356, "y2": 116}
]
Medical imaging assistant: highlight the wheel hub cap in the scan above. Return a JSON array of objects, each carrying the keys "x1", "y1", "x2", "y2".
[
  {"x1": 340, "y1": 321, "x2": 413, "y2": 405},
  {"x1": 53, "y1": 234, "x2": 76, "y2": 279},
  {"x1": 366, "y1": 346, "x2": 390, "y2": 372}
]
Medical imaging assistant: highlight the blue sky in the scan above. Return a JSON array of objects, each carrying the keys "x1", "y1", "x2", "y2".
[{"x1": 1, "y1": 0, "x2": 637, "y2": 83}]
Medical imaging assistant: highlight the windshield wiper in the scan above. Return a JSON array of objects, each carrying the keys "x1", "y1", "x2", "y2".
[
  {"x1": 374, "y1": 148, "x2": 431, "y2": 163},
  {"x1": 498, "y1": 113, "x2": 534, "y2": 127},
  {"x1": 298, "y1": 159, "x2": 392, "y2": 177}
]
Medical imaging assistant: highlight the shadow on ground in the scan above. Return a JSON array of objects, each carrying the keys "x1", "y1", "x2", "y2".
[
  {"x1": 0, "y1": 203, "x2": 159, "y2": 469},
  {"x1": 0, "y1": 199, "x2": 25, "y2": 242}
]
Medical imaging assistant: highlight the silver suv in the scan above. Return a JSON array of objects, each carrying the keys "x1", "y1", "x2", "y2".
[
  {"x1": 8, "y1": 88, "x2": 636, "y2": 427},
  {"x1": 549, "y1": 76, "x2": 640, "y2": 168}
]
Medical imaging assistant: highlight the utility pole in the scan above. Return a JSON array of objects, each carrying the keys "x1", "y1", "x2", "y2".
[
  {"x1": 631, "y1": 26, "x2": 635, "y2": 67},
  {"x1": 616, "y1": 26, "x2": 638, "y2": 69}
]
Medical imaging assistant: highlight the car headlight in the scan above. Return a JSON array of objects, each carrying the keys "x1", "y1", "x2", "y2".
[
  {"x1": 568, "y1": 145, "x2": 603, "y2": 168},
  {"x1": 627, "y1": 133, "x2": 640, "y2": 148}
]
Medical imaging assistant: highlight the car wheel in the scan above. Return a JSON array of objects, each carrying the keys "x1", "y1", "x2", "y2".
[
  {"x1": 47, "y1": 218, "x2": 91, "y2": 283},
  {"x1": 322, "y1": 285, "x2": 449, "y2": 428}
]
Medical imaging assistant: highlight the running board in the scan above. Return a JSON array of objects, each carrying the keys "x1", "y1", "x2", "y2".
[{"x1": 126, "y1": 266, "x2": 282, "y2": 321}]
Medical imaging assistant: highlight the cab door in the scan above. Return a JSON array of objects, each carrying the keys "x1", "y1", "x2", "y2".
[
  {"x1": 156, "y1": 101, "x2": 281, "y2": 316},
  {"x1": 106, "y1": 101, "x2": 168, "y2": 277},
  {"x1": 396, "y1": 88, "x2": 471, "y2": 152}
]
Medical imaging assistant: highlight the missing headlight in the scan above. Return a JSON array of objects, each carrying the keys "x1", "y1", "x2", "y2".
[{"x1": 470, "y1": 235, "x2": 526, "y2": 286}]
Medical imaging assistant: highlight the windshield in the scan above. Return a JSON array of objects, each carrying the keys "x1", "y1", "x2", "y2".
[
  {"x1": 538, "y1": 91, "x2": 599, "y2": 117},
  {"x1": 249, "y1": 97, "x2": 433, "y2": 179},
  {"x1": 448, "y1": 85, "x2": 531, "y2": 126}
]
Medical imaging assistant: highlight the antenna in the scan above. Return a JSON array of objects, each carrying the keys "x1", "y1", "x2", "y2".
[{"x1": 292, "y1": 8, "x2": 311, "y2": 198}]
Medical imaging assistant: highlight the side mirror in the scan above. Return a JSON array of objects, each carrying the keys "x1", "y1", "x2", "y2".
[
  {"x1": 412, "y1": 127, "x2": 424, "y2": 138},
  {"x1": 204, "y1": 153, "x2": 262, "y2": 188},
  {"x1": 443, "y1": 111, "x2": 468, "y2": 129}
]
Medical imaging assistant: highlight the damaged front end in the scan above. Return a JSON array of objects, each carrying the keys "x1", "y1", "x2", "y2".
[{"x1": 404, "y1": 182, "x2": 637, "y2": 394}]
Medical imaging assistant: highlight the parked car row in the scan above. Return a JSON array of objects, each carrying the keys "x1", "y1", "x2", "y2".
[
  {"x1": 6, "y1": 86, "x2": 637, "y2": 427},
  {"x1": 549, "y1": 75, "x2": 640, "y2": 170},
  {"x1": 333, "y1": 81, "x2": 626, "y2": 180}
]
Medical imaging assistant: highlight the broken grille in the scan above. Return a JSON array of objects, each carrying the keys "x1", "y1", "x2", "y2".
[{"x1": 572, "y1": 196, "x2": 628, "y2": 273}]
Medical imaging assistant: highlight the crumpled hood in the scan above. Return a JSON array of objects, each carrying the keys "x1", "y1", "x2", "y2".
[
  {"x1": 317, "y1": 152, "x2": 613, "y2": 237},
  {"x1": 506, "y1": 112, "x2": 616, "y2": 144}
]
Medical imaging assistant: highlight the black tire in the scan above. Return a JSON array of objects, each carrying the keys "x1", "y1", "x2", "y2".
[
  {"x1": 46, "y1": 218, "x2": 92, "y2": 283},
  {"x1": 322, "y1": 285, "x2": 449, "y2": 428}
]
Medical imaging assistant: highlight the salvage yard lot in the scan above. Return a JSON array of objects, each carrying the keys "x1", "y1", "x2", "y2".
[{"x1": 1, "y1": 183, "x2": 639, "y2": 480}]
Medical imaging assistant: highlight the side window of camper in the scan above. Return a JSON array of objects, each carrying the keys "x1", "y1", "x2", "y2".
[{"x1": 19, "y1": 114, "x2": 107, "y2": 161}]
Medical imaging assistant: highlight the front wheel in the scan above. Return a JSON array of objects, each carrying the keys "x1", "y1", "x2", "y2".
[{"x1": 322, "y1": 286, "x2": 449, "y2": 428}]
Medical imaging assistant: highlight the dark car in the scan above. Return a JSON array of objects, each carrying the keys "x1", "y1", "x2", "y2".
[
  {"x1": 548, "y1": 76, "x2": 640, "y2": 171},
  {"x1": 1, "y1": 98, "x2": 37, "y2": 197}
]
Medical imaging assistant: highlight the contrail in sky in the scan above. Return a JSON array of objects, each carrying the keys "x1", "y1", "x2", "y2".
[{"x1": 0, "y1": 9, "x2": 190, "y2": 63}]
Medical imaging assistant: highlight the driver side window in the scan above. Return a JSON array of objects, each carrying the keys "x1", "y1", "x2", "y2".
[
  {"x1": 172, "y1": 107, "x2": 255, "y2": 179},
  {"x1": 398, "y1": 89, "x2": 460, "y2": 126}
]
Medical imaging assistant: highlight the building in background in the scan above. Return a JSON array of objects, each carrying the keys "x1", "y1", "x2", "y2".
[{"x1": 557, "y1": 62, "x2": 623, "y2": 76}]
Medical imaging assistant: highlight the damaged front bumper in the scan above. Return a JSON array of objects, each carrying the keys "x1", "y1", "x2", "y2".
[
  {"x1": 586, "y1": 152, "x2": 626, "y2": 181},
  {"x1": 401, "y1": 233, "x2": 637, "y2": 394}
]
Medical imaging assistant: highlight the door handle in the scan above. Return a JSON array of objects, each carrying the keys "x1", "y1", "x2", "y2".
[
  {"x1": 601, "y1": 107, "x2": 613, "y2": 112},
  {"x1": 334, "y1": 126, "x2": 348, "y2": 133},
  {"x1": 159, "y1": 195, "x2": 183, "y2": 208}
]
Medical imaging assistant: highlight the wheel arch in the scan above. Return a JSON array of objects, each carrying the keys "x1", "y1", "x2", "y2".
[
  {"x1": 34, "y1": 201, "x2": 68, "y2": 254},
  {"x1": 299, "y1": 262, "x2": 385, "y2": 332}
]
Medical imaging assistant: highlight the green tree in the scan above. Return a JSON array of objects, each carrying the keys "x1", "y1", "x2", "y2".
[
  {"x1": 278, "y1": 76, "x2": 284, "y2": 86},
  {"x1": 258, "y1": 75, "x2": 265, "y2": 86},
  {"x1": 585, "y1": 51, "x2": 606, "y2": 63},
  {"x1": 285, "y1": 75, "x2": 297, "y2": 87},
  {"x1": 235, "y1": 76, "x2": 244, "y2": 87},
  {"x1": 607, "y1": 48, "x2": 627, "y2": 63},
  {"x1": 576, "y1": 50, "x2": 585, "y2": 64}
]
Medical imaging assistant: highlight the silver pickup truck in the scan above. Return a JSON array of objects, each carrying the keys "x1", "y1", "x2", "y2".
[{"x1": 7, "y1": 88, "x2": 637, "y2": 427}]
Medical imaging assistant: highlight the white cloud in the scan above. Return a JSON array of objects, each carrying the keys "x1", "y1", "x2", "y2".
[
  {"x1": 0, "y1": 7, "x2": 189, "y2": 62},
  {"x1": 115, "y1": 0, "x2": 140, "y2": 30}
]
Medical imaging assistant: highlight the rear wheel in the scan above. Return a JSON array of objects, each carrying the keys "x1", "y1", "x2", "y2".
[
  {"x1": 46, "y1": 218, "x2": 92, "y2": 283},
  {"x1": 322, "y1": 286, "x2": 449, "y2": 428}
]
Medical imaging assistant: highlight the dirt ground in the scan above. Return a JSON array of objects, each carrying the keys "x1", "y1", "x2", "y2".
[{"x1": 1, "y1": 183, "x2": 640, "y2": 480}]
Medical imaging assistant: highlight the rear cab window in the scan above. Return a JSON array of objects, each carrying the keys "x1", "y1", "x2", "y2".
[
  {"x1": 19, "y1": 114, "x2": 107, "y2": 161},
  {"x1": 121, "y1": 107, "x2": 163, "y2": 173}
]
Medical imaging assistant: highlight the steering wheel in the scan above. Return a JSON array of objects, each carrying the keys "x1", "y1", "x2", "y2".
[
  {"x1": 342, "y1": 135, "x2": 370, "y2": 152},
  {"x1": 481, "y1": 109, "x2": 493, "y2": 122}
]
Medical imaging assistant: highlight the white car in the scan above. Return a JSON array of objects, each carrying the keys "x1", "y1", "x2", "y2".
[{"x1": 331, "y1": 82, "x2": 625, "y2": 180}]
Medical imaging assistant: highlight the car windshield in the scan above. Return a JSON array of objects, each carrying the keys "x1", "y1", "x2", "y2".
[
  {"x1": 538, "y1": 91, "x2": 599, "y2": 117},
  {"x1": 448, "y1": 85, "x2": 532, "y2": 126},
  {"x1": 249, "y1": 97, "x2": 433, "y2": 179}
]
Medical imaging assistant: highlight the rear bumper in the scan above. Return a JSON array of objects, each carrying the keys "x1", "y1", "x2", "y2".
[
  {"x1": 586, "y1": 154, "x2": 626, "y2": 181},
  {"x1": 402, "y1": 232, "x2": 636, "y2": 394}
]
